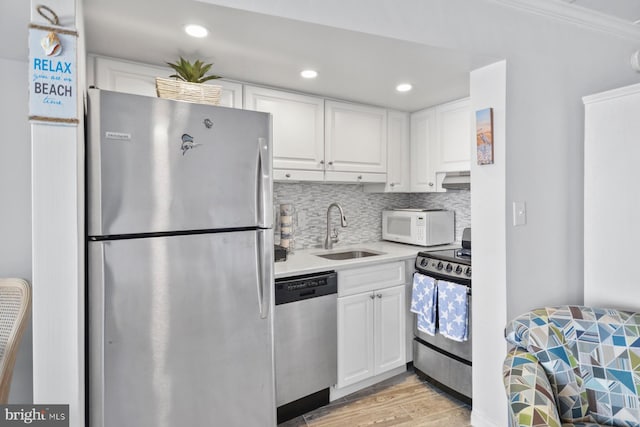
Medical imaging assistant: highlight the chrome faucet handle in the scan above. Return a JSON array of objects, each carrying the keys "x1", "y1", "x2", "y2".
[{"x1": 331, "y1": 228, "x2": 339, "y2": 243}]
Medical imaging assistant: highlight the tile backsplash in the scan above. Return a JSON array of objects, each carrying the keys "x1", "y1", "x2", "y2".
[
  {"x1": 273, "y1": 182, "x2": 471, "y2": 250},
  {"x1": 274, "y1": 183, "x2": 408, "y2": 250}
]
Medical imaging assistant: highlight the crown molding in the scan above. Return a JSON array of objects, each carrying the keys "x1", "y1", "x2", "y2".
[
  {"x1": 583, "y1": 82, "x2": 640, "y2": 104},
  {"x1": 493, "y1": 0, "x2": 640, "y2": 41}
]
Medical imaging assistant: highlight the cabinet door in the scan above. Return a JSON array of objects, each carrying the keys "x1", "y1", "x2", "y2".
[
  {"x1": 244, "y1": 86, "x2": 324, "y2": 172},
  {"x1": 410, "y1": 107, "x2": 437, "y2": 192},
  {"x1": 325, "y1": 101, "x2": 387, "y2": 174},
  {"x1": 435, "y1": 98, "x2": 471, "y2": 173},
  {"x1": 386, "y1": 111, "x2": 410, "y2": 192},
  {"x1": 337, "y1": 293, "x2": 375, "y2": 388},
  {"x1": 374, "y1": 285, "x2": 406, "y2": 375},
  {"x1": 92, "y1": 56, "x2": 242, "y2": 108}
]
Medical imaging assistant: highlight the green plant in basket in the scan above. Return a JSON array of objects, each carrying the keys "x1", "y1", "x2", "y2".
[{"x1": 167, "y1": 57, "x2": 221, "y2": 83}]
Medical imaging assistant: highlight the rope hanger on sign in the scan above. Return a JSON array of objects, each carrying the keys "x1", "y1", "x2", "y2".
[{"x1": 28, "y1": 4, "x2": 78, "y2": 36}]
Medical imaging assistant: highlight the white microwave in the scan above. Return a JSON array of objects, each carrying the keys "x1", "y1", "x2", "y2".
[{"x1": 382, "y1": 209, "x2": 455, "y2": 247}]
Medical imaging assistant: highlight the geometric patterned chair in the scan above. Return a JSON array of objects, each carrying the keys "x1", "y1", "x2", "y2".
[{"x1": 503, "y1": 306, "x2": 640, "y2": 427}]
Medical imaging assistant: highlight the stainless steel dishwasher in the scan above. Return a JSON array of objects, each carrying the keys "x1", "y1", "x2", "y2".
[{"x1": 275, "y1": 271, "x2": 337, "y2": 423}]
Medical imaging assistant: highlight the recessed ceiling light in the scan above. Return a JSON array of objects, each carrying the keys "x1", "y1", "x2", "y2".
[
  {"x1": 396, "y1": 83, "x2": 413, "y2": 92},
  {"x1": 301, "y1": 70, "x2": 318, "y2": 79},
  {"x1": 184, "y1": 24, "x2": 208, "y2": 38}
]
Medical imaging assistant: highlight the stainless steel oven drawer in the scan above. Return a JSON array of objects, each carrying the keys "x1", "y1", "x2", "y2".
[{"x1": 413, "y1": 340, "x2": 472, "y2": 399}]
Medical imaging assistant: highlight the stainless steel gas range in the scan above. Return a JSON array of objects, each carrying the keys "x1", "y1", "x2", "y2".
[{"x1": 413, "y1": 228, "x2": 472, "y2": 403}]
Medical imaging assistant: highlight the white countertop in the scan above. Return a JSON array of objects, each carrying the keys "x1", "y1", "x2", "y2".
[{"x1": 274, "y1": 241, "x2": 461, "y2": 279}]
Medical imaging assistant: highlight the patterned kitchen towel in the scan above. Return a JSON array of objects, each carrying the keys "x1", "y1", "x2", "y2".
[
  {"x1": 437, "y1": 280, "x2": 469, "y2": 342},
  {"x1": 411, "y1": 272, "x2": 437, "y2": 336}
]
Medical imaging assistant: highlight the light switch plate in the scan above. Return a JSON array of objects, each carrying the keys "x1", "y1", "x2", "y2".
[{"x1": 513, "y1": 201, "x2": 526, "y2": 226}]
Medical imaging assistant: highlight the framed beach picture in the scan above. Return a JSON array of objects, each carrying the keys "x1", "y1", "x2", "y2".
[{"x1": 476, "y1": 108, "x2": 494, "y2": 165}]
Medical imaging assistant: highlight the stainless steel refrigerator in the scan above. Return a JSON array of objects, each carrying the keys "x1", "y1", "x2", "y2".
[{"x1": 86, "y1": 89, "x2": 275, "y2": 427}]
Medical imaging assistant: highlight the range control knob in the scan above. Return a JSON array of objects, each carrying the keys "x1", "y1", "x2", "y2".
[
  {"x1": 420, "y1": 258, "x2": 428, "y2": 267},
  {"x1": 436, "y1": 262, "x2": 444, "y2": 271},
  {"x1": 455, "y1": 265, "x2": 463, "y2": 274},
  {"x1": 465, "y1": 267, "x2": 472, "y2": 277},
  {"x1": 445, "y1": 263, "x2": 453, "y2": 273}
]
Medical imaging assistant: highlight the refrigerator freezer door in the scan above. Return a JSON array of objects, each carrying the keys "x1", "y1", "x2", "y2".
[
  {"x1": 88, "y1": 230, "x2": 276, "y2": 427},
  {"x1": 87, "y1": 89, "x2": 272, "y2": 237}
]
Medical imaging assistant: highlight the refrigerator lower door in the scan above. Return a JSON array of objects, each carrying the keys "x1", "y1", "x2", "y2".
[{"x1": 88, "y1": 230, "x2": 275, "y2": 427}]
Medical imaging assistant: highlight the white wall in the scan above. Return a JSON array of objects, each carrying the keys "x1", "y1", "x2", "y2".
[
  {"x1": 29, "y1": 0, "x2": 86, "y2": 425},
  {"x1": 470, "y1": 60, "x2": 507, "y2": 427},
  {"x1": 0, "y1": 57, "x2": 34, "y2": 403}
]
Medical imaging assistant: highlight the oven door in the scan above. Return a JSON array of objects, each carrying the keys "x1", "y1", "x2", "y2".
[
  {"x1": 413, "y1": 276, "x2": 472, "y2": 401},
  {"x1": 414, "y1": 289, "x2": 472, "y2": 363}
]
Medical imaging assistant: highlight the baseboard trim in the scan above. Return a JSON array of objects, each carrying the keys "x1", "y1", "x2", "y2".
[{"x1": 329, "y1": 366, "x2": 406, "y2": 401}]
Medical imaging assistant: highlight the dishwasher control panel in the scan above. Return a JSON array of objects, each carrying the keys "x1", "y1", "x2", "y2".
[{"x1": 275, "y1": 271, "x2": 337, "y2": 305}]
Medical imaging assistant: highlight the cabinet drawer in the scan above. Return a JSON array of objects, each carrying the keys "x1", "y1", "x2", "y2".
[
  {"x1": 325, "y1": 171, "x2": 386, "y2": 184},
  {"x1": 338, "y1": 261, "x2": 405, "y2": 297},
  {"x1": 273, "y1": 169, "x2": 324, "y2": 182}
]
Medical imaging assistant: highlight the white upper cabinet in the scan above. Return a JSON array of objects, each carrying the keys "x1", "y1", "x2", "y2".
[
  {"x1": 325, "y1": 101, "x2": 387, "y2": 180},
  {"x1": 244, "y1": 85, "x2": 324, "y2": 175},
  {"x1": 385, "y1": 110, "x2": 410, "y2": 192},
  {"x1": 410, "y1": 107, "x2": 437, "y2": 192},
  {"x1": 435, "y1": 98, "x2": 471, "y2": 172},
  {"x1": 410, "y1": 97, "x2": 471, "y2": 192},
  {"x1": 91, "y1": 56, "x2": 243, "y2": 109},
  {"x1": 364, "y1": 110, "x2": 410, "y2": 193}
]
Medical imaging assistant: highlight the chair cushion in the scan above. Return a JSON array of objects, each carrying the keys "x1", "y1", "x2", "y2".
[{"x1": 506, "y1": 306, "x2": 640, "y2": 427}]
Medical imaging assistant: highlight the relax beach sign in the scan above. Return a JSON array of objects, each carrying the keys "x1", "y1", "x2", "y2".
[{"x1": 28, "y1": 6, "x2": 78, "y2": 124}]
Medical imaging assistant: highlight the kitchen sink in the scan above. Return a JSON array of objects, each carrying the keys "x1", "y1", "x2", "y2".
[{"x1": 314, "y1": 249, "x2": 385, "y2": 260}]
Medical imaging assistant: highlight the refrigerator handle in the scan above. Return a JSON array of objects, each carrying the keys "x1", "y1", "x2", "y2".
[
  {"x1": 257, "y1": 229, "x2": 274, "y2": 319},
  {"x1": 257, "y1": 137, "x2": 273, "y2": 228}
]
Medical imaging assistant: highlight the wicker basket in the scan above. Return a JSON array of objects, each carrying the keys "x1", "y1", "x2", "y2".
[{"x1": 155, "y1": 77, "x2": 222, "y2": 106}]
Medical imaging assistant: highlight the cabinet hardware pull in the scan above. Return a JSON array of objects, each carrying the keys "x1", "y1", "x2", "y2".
[
  {"x1": 328, "y1": 161, "x2": 333, "y2": 166},
  {"x1": 357, "y1": 175, "x2": 362, "y2": 180},
  {"x1": 320, "y1": 160, "x2": 325, "y2": 165},
  {"x1": 285, "y1": 173, "x2": 291, "y2": 178},
  {"x1": 390, "y1": 182, "x2": 395, "y2": 187},
  {"x1": 428, "y1": 182, "x2": 434, "y2": 187},
  {"x1": 369, "y1": 294, "x2": 375, "y2": 299},
  {"x1": 376, "y1": 294, "x2": 382, "y2": 298}
]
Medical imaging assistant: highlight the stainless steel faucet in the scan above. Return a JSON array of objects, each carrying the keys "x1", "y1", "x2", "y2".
[{"x1": 324, "y1": 203, "x2": 348, "y2": 249}]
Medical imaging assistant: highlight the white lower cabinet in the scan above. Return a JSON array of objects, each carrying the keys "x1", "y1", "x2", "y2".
[
  {"x1": 337, "y1": 291, "x2": 375, "y2": 387},
  {"x1": 337, "y1": 285, "x2": 406, "y2": 388},
  {"x1": 373, "y1": 285, "x2": 407, "y2": 374},
  {"x1": 335, "y1": 261, "x2": 407, "y2": 392}
]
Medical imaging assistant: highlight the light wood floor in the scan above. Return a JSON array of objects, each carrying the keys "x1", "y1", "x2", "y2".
[{"x1": 279, "y1": 370, "x2": 471, "y2": 427}]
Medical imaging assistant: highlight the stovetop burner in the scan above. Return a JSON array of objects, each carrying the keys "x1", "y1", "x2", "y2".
[{"x1": 418, "y1": 249, "x2": 471, "y2": 266}]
